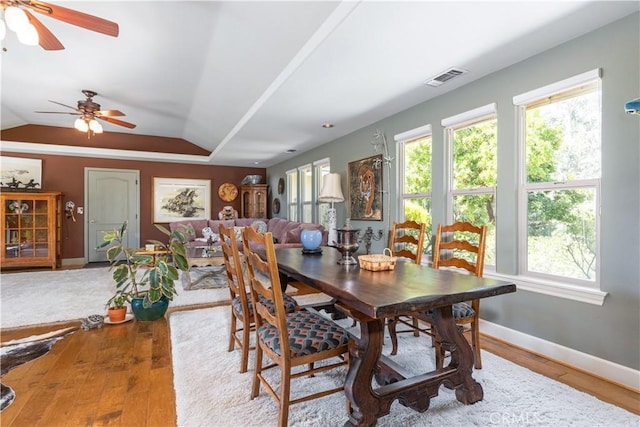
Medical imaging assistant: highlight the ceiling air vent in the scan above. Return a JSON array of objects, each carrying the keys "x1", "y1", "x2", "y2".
[{"x1": 424, "y1": 68, "x2": 468, "y2": 87}]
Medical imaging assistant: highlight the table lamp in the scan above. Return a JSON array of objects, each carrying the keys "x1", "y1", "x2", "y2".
[{"x1": 318, "y1": 173, "x2": 345, "y2": 246}]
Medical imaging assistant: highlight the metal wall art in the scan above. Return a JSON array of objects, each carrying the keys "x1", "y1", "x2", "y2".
[
  {"x1": 348, "y1": 154, "x2": 383, "y2": 221},
  {"x1": 153, "y1": 177, "x2": 211, "y2": 222}
]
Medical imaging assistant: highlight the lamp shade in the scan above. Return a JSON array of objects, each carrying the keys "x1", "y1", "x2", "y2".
[
  {"x1": 5, "y1": 7, "x2": 28, "y2": 32},
  {"x1": 17, "y1": 23, "x2": 38, "y2": 46},
  {"x1": 74, "y1": 118, "x2": 89, "y2": 132},
  {"x1": 89, "y1": 119, "x2": 103, "y2": 133},
  {"x1": 318, "y1": 173, "x2": 344, "y2": 203}
]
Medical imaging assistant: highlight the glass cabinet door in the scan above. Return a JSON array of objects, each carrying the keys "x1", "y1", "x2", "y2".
[{"x1": 2, "y1": 192, "x2": 61, "y2": 269}]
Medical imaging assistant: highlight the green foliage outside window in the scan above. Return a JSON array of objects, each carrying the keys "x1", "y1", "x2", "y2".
[
  {"x1": 525, "y1": 90, "x2": 600, "y2": 281},
  {"x1": 401, "y1": 86, "x2": 599, "y2": 280}
]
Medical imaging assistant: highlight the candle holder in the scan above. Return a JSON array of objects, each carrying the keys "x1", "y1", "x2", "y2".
[{"x1": 360, "y1": 226, "x2": 384, "y2": 255}]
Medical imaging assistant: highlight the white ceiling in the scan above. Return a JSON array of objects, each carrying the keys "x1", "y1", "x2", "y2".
[{"x1": 1, "y1": 1, "x2": 638, "y2": 167}]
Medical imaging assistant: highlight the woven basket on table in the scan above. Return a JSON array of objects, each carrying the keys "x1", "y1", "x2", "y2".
[{"x1": 358, "y1": 248, "x2": 397, "y2": 271}]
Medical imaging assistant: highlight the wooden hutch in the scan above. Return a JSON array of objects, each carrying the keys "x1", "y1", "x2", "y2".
[
  {"x1": 240, "y1": 184, "x2": 268, "y2": 218},
  {"x1": 1, "y1": 191, "x2": 62, "y2": 270}
]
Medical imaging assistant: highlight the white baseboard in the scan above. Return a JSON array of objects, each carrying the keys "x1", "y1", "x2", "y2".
[{"x1": 480, "y1": 319, "x2": 640, "y2": 392}]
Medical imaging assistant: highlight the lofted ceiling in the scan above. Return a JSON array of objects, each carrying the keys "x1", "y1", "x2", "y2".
[{"x1": 1, "y1": 1, "x2": 638, "y2": 167}]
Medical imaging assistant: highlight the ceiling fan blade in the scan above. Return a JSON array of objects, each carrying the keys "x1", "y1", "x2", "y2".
[
  {"x1": 48, "y1": 100, "x2": 78, "y2": 111},
  {"x1": 29, "y1": 0, "x2": 119, "y2": 37},
  {"x1": 23, "y1": 9, "x2": 64, "y2": 50},
  {"x1": 95, "y1": 110, "x2": 125, "y2": 117},
  {"x1": 35, "y1": 111, "x2": 81, "y2": 115},
  {"x1": 97, "y1": 116, "x2": 136, "y2": 129}
]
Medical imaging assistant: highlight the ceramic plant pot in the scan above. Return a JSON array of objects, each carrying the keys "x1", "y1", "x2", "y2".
[
  {"x1": 131, "y1": 296, "x2": 169, "y2": 321},
  {"x1": 107, "y1": 307, "x2": 127, "y2": 323}
]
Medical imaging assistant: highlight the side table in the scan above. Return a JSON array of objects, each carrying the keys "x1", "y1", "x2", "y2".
[{"x1": 182, "y1": 247, "x2": 228, "y2": 290}]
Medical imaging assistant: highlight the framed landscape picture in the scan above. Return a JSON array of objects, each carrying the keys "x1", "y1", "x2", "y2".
[
  {"x1": 153, "y1": 177, "x2": 211, "y2": 222},
  {"x1": 0, "y1": 156, "x2": 42, "y2": 191},
  {"x1": 347, "y1": 154, "x2": 383, "y2": 221}
]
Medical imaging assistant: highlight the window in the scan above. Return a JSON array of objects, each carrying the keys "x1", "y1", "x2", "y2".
[
  {"x1": 315, "y1": 159, "x2": 331, "y2": 230},
  {"x1": 286, "y1": 159, "x2": 331, "y2": 223},
  {"x1": 515, "y1": 69, "x2": 601, "y2": 287},
  {"x1": 286, "y1": 169, "x2": 298, "y2": 221},
  {"x1": 396, "y1": 125, "x2": 432, "y2": 257},
  {"x1": 299, "y1": 164, "x2": 313, "y2": 223},
  {"x1": 442, "y1": 104, "x2": 497, "y2": 268}
]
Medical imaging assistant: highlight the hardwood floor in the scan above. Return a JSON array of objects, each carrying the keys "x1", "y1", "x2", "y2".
[{"x1": 1, "y1": 302, "x2": 638, "y2": 426}]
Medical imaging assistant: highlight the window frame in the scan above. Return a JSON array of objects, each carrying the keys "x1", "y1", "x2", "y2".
[
  {"x1": 286, "y1": 159, "x2": 331, "y2": 223},
  {"x1": 286, "y1": 168, "x2": 298, "y2": 221},
  {"x1": 395, "y1": 124, "x2": 433, "y2": 261},
  {"x1": 298, "y1": 163, "x2": 313, "y2": 223},
  {"x1": 442, "y1": 103, "x2": 498, "y2": 270},
  {"x1": 314, "y1": 158, "x2": 331, "y2": 228},
  {"x1": 513, "y1": 68, "x2": 605, "y2": 304}
]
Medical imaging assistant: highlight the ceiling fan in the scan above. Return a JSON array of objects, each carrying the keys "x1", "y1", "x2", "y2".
[
  {"x1": 37, "y1": 90, "x2": 136, "y2": 137},
  {"x1": 0, "y1": 0, "x2": 118, "y2": 50}
]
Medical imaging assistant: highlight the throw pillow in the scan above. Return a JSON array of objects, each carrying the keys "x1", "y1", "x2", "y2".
[
  {"x1": 283, "y1": 226, "x2": 302, "y2": 244},
  {"x1": 175, "y1": 222, "x2": 196, "y2": 241},
  {"x1": 202, "y1": 227, "x2": 219, "y2": 242},
  {"x1": 251, "y1": 220, "x2": 268, "y2": 234}
]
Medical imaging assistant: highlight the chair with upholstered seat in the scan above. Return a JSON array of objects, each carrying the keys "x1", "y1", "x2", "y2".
[
  {"x1": 385, "y1": 220, "x2": 426, "y2": 356},
  {"x1": 413, "y1": 221, "x2": 487, "y2": 369},
  {"x1": 242, "y1": 226, "x2": 350, "y2": 427},
  {"x1": 219, "y1": 224, "x2": 298, "y2": 373},
  {"x1": 429, "y1": 221, "x2": 487, "y2": 369}
]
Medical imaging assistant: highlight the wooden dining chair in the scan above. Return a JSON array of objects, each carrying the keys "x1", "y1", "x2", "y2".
[
  {"x1": 219, "y1": 224, "x2": 299, "y2": 373},
  {"x1": 424, "y1": 221, "x2": 487, "y2": 369},
  {"x1": 385, "y1": 220, "x2": 427, "y2": 356},
  {"x1": 242, "y1": 226, "x2": 350, "y2": 427}
]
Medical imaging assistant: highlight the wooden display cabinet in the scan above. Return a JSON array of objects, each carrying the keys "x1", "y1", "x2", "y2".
[
  {"x1": 1, "y1": 192, "x2": 62, "y2": 270},
  {"x1": 240, "y1": 184, "x2": 268, "y2": 218}
]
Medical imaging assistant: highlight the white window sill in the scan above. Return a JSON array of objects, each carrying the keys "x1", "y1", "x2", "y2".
[{"x1": 484, "y1": 272, "x2": 607, "y2": 306}]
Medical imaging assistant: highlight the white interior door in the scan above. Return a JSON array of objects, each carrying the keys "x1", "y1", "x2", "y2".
[{"x1": 86, "y1": 168, "x2": 139, "y2": 263}]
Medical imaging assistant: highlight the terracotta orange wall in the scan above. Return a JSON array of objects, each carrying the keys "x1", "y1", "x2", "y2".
[
  {"x1": 2, "y1": 152, "x2": 265, "y2": 261},
  {"x1": 1, "y1": 125, "x2": 211, "y2": 155}
]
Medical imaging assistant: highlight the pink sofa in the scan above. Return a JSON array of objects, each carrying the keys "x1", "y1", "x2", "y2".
[{"x1": 169, "y1": 217, "x2": 328, "y2": 250}]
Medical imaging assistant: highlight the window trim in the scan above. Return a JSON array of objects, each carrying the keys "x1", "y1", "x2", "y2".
[
  {"x1": 443, "y1": 108, "x2": 498, "y2": 269},
  {"x1": 395, "y1": 126, "x2": 433, "y2": 262},
  {"x1": 512, "y1": 69, "x2": 601, "y2": 106},
  {"x1": 286, "y1": 159, "x2": 331, "y2": 224},
  {"x1": 313, "y1": 158, "x2": 331, "y2": 225},
  {"x1": 395, "y1": 125, "x2": 433, "y2": 220},
  {"x1": 485, "y1": 271, "x2": 607, "y2": 306},
  {"x1": 298, "y1": 163, "x2": 313, "y2": 223},
  {"x1": 514, "y1": 70, "x2": 604, "y2": 296},
  {"x1": 286, "y1": 168, "x2": 298, "y2": 221}
]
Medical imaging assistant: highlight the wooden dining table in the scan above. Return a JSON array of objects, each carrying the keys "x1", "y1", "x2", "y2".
[{"x1": 274, "y1": 247, "x2": 516, "y2": 427}]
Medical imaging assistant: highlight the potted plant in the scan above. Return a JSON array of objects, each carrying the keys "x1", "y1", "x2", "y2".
[
  {"x1": 99, "y1": 220, "x2": 190, "y2": 321},
  {"x1": 106, "y1": 292, "x2": 129, "y2": 323}
]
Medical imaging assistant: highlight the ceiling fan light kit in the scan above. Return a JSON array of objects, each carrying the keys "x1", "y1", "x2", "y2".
[
  {"x1": 1, "y1": 5, "x2": 39, "y2": 46},
  {"x1": 1, "y1": 0, "x2": 119, "y2": 51},
  {"x1": 38, "y1": 89, "x2": 135, "y2": 138}
]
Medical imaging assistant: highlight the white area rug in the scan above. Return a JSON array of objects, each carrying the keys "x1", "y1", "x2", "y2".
[
  {"x1": 170, "y1": 306, "x2": 639, "y2": 427},
  {"x1": 0, "y1": 268, "x2": 230, "y2": 328}
]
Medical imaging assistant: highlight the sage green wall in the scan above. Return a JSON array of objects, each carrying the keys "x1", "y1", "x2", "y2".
[{"x1": 267, "y1": 14, "x2": 640, "y2": 370}]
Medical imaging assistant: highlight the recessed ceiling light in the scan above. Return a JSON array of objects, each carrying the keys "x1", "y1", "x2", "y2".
[
  {"x1": 286, "y1": 149, "x2": 297, "y2": 153},
  {"x1": 321, "y1": 123, "x2": 334, "y2": 128},
  {"x1": 253, "y1": 161, "x2": 260, "y2": 165}
]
